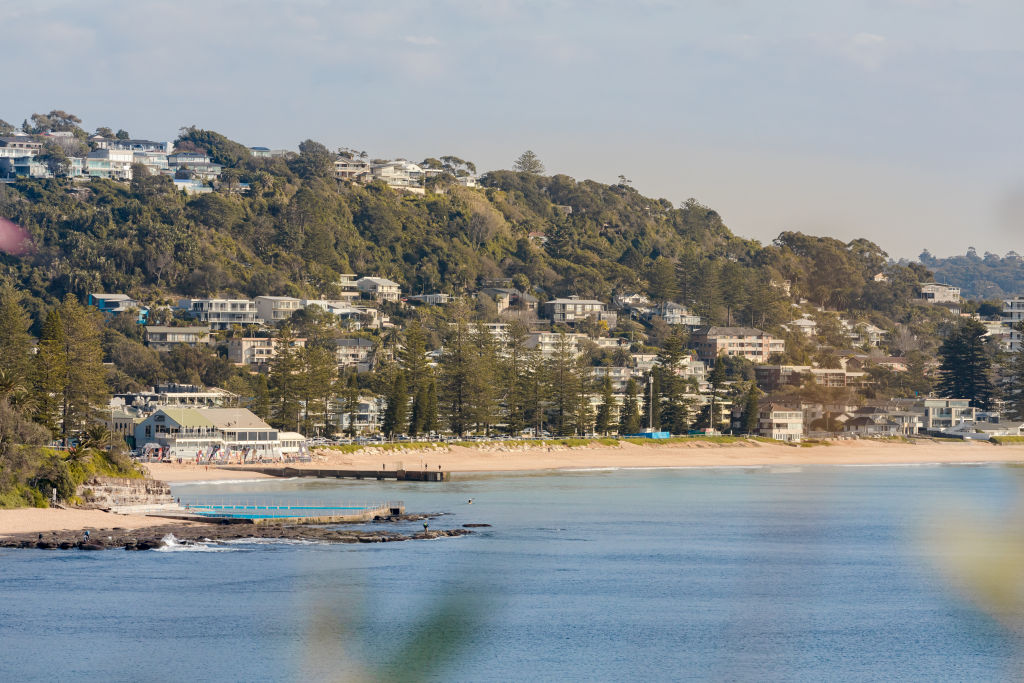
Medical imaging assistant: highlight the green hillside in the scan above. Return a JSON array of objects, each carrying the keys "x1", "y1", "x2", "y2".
[{"x1": 0, "y1": 128, "x2": 937, "y2": 336}]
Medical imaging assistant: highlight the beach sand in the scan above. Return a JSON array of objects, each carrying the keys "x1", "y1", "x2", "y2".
[
  {"x1": 303, "y1": 439, "x2": 1024, "y2": 473},
  {"x1": 142, "y1": 463, "x2": 274, "y2": 483},
  {"x1": 0, "y1": 508, "x2": 207, "y2": 537}
]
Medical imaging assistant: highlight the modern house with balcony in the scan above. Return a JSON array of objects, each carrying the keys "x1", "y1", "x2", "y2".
[
  {"x1": 254, "y1": 296, "x2": 303, "y2": 323},
  {"x1": 87, "y1": 293, "x2": 148, "y2": 323},
  {"x1": 541, "y1": 296, "x2": 617, "y2": 328},
  {"x1": 144, "y1": 326, "x2": 213, "y2": 351},
  {"x1": 179, "y1": 298, "x2": 262, "y2": 329}
]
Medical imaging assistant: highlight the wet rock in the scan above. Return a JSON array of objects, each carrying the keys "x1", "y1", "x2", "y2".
[{"x1": 462, "y1": 523, "x2": 491, "y2": 528}]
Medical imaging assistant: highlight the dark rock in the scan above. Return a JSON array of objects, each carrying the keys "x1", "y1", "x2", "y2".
[
  {"x1": 462, "y1": 523, "x2": 491, "y2": 528},
  {"x1": 80, "y1": 543, "x2": 105, "y2": 551},
  {"x1": 35, "y1": 541, "x2": 56, "y2": 549}
]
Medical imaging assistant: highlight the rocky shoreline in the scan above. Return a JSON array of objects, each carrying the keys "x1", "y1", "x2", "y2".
[{"x1": 0, "y1": 514, "x2": 478, "y2": 551}]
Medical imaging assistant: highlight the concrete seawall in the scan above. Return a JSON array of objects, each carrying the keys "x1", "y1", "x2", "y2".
[
  {"x1": 222, "y1": 466, "x2": 449, "y2": 482},
  {"x1": 77, "y1": 476, "x2": 174, "y2": 509}
]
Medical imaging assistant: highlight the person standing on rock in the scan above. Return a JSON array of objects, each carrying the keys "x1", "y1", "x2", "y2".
[{"x1": 423, "y1": 521, "x2": 429, "y2": 532}]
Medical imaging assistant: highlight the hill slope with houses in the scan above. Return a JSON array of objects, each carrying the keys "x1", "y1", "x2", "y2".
[{"x1": 3, "y1": 113, "x2": 1020, "y2": 459}]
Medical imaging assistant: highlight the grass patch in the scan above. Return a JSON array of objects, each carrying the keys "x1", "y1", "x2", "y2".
[{"x1": 991, "y1": 436, "x2": 1024, "y2": 445}]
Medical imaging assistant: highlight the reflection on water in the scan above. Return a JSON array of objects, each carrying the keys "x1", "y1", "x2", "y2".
[{"x1": 1, "y1": 465, "x2": 1022, "y2": 681}]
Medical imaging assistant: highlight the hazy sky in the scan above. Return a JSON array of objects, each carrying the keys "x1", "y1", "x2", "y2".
[{"x1": 4, "y1": 0, "x2": 1022, "y2": 259}]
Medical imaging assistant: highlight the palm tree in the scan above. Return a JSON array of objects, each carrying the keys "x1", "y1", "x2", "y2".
[{"x1": 0, "y1": 368, "x2": 24, "y2": 399}]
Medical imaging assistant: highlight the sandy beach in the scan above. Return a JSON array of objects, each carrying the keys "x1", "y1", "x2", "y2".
[
  {"x1": 142, "y1": 462, "x2": 274, "y2": 483},
  {"x1": 0, "y1": 508, "x2": 208, "y2": 537},
  {"x1": 6, "y1": 439, "x2": 1023, "y2": 537},
  {"x1": 305, "y1": 439, "x2": 1024, "y2": 473}
]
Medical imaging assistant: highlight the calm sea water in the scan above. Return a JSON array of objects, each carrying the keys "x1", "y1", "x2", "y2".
[{"x1": 2, "y1": 465, "x2": 1022, "y2": 682}]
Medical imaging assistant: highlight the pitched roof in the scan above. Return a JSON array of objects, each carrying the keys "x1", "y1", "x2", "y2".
[
  {"x1": 198, "y1": 408, "x2": 272, "y2": 430},
  {"x1": 156, "y1": 408, "x2": 215, "y2": 428},
  {"x1": 696, "y1": 326, "x2": 768, "y2": 336}
]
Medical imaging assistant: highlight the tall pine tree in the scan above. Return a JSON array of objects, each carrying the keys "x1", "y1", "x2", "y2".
[{"x1": 937, "y1": 318, "x2": 995, "y2": 409}]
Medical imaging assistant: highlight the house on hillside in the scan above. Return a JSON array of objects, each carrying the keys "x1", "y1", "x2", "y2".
[
  {"x1": 228, "y1": 336, "x2": 307, "y2": 369},
  {"x1": 541, "y1": 296, "x2": 617, "y2": 328},
  {"x1": 692, "y1": 327, "x2": 785, "y2": 364},
  {"x1": 334, "y1": 157, "x2": 370, "y2": 181},
  {"x1": 144, "y1": 326, "x2": 212, "y2": 351},
  {"x1": 87, "y1": 293, "x2": 148, "y2": 323},
  {"x1": 356, "y1": 277, "x2": 401, "y2": 303},
  {"x1": 254, "y1": 296, "x2": 303, "y2": 323},
  {"x1": 407, "y1": 293, "x2": 450, "y2": 305},
  {"x1": 179, "y1": 298, "x2": 262, "y2": 329},
  {"x1": 332, "y1": 337, "x2": 376, "y2": 372},
  {"x1": 647, "y1": 302, "x2": 700, "y2": 327},
  {"x1": 0, "y1": 136, "x2": 43, "y2": 157}
]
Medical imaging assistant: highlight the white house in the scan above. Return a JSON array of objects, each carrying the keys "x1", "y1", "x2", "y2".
[
  {"x1": 228, "y1": 336, "x2": 306, "y2": 368},
  {"x1": 134, "y1": 407, "x2": 301, "y2": 462},
  {"x1": 758, "y1": 404, "x2": 804, "y2": 442},
  {"x1": 144, "y1": 326, "x2": 212, "y2": 351},
  {"x1": 525, "y1": 332, "x2": 586, "y2": 357},
  {"x1": 179, "y1": 298, "x2": 262, "y2": 329},
  {"x1": 541, "y1": 296, "x2": 617, "y2": 327},
  {"x1": 917, "y1": 283, "x2": 961, "y2": 304},
  {"x1": 254, "y1": 295, "x2": 303, "y2": 323},
  {"x1": 334, "y1": 157, "x2": 370, "y2": 181},
  {"x1": 356, "y1": 277, "x2": 401, "y2": 303}
]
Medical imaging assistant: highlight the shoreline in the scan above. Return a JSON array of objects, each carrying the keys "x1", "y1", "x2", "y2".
[
  {"x1": 134, "y1": 440, "x2": 1024, "y2": 480},
  {"x1": 308, "y1": 439, "x2": 1024, "y2": 474},
  {"x1": 6, "y1": 440, "x2": 1022, "y2": 538}
]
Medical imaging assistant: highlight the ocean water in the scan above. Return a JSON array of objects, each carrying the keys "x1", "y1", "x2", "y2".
[{"x1": 2, "y1": 465, "x2": 1023, "y2": 682}]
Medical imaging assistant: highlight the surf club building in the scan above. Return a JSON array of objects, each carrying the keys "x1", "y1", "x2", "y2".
[{"x1": 134, "y1": 407, "x2": 306, "y2": 462}]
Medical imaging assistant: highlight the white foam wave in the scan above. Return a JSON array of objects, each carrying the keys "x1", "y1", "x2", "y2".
[
  {"x1": 218, "y1": 537, "x2": 328, "y2": 546},
  {"x1": 153, "y1": 533, "x2": 235, "y2": 552}
]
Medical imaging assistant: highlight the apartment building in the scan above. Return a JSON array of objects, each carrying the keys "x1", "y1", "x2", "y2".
[
  {"x1": 693, "y1": 327, "x2": 785, "y2": 363},
  {"x1": 758, "y1": 404, "x2": 804, "y2": 442},
  {"x1": 1003, "y1": 296, "x2": 1024, "y2": 352}
]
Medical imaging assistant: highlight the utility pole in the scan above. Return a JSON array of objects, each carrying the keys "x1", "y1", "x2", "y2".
[{"x1": 648, "y1": 373, "x2": 654, "y2": 432}]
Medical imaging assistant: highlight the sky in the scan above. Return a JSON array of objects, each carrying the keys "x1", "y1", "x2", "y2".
[{"x1": 3, "y1": 0, "x2": 1022, "y2": 259}]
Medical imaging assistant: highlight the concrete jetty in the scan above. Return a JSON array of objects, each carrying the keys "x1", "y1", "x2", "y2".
[{"x1": 222, "y1": 466, "x2": 450, "y2": 482}]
